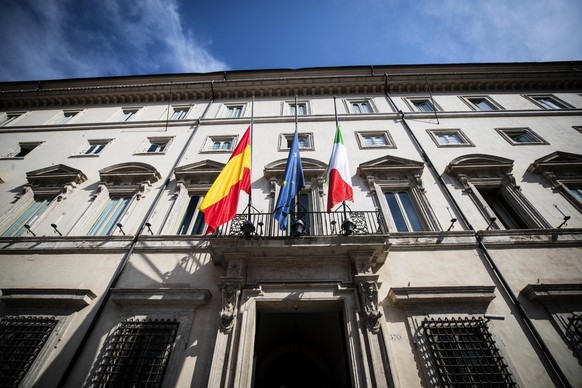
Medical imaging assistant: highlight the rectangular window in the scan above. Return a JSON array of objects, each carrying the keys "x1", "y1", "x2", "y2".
[
  {"x1": 280, "y1": 133, "x2": 314, "y2": 151},
  {"x1": 1, "y1": 112, "x2": 23, "y2": 126},
  {"x1": 3, "y1": 142, "x2": 42, "y2": 159},
  {"x1": 137, "y1": 137, "x2": 173, "y2": 154},
  {"x1": 478, "y1": 188, "x2": 529, "y2": 229},
  {"x1": 531, "y1": 96, "x2": 568, "y2": 110},
  {"x1": 351, "y1": 101, "x2": 372, "y2": 114},
  {"x1": 411, "y1": 99, "x2": 436, "y2": 112},
  {"x1": 177, "y1": 195, "x2": 206, "y2": 235},
  {"x1": 428, "y1": 129, "x2": 473, "y2": 147},
  {"x1": 422, "y1": 317, "x2": 516, "y2": 387},
  {"x1": 356, "y1": 131, "x2": 395, "y2": 149},
  {"x1": 225, "y1": 105, "x2": 243, "y2": 118},
  {"x1": 496, "y1": 128, "x2": 547, "y2": 145},
  {"x1": 289, "y1": 103, "x2": 307, "y2": 116},
  {"x1": 94, "y1": 319, "x2": 179, "y2": 387},
  {"x1": 84, "y1": 140, "x2": 110, "y2": 155},
  {"x1": 87, "y1": 197, "x2": 131, "y2": 236},
  {"x1": 0, "y1": 316, "x2": 58, "y2": 388},
  {"x1": 569, "y1": 186, "x2": 582, "y2": 203},
  {"x1": 170, "y1": 107, "x2": 189, "y2": 120},
  {"x1": 385, "y1": 191, "x2": 424, "y2": 232},
  {"x1": 119, "y1": 108, "x2": 139, "y2": 122},
  {"x1": 467, "y1": 97, "x2": 499, "y2": 111},
  {"x1": 54, "y1": 110, "x2": 79, "y2": 124},
  {"x1": 1, "y1": 198, "x2": 51, "y2": 237}
]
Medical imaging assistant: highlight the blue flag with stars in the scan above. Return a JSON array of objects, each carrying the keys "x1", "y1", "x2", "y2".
[{"x1": 273, "y1": 127, "x2": 305, "y2": 230}]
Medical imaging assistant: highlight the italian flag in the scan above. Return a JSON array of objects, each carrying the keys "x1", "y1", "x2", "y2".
[
  {"x1": 199, "y1": 126, "x2": 251, "y2": 233},
  {"x1": 326, "y1": 125, "x2": 353, "y2": 212}
]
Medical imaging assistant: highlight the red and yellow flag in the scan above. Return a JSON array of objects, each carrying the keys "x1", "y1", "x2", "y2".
[{"x1": 199, "y1": 126, "x2": 251, "y2": 233}]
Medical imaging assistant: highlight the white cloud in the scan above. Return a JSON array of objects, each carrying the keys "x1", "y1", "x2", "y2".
[
  {"x1": 405, "y1": 0, "x2": 582, "y2": 63},
  {"x1": 0, "y1": 0, "x2": 228, "y2": 81}
]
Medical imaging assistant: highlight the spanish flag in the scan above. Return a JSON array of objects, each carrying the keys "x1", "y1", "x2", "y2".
[{"x1": 199, "y1": 126, "x2": 251, "y2": 233}]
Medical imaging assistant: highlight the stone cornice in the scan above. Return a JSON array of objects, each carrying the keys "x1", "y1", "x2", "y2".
[
  {"x1": 388, "y1": 285, "x2": 496, "y2": 306},
  {"x1": 1, "y1": 61, "x2": 581, "y2": 109},
  {"x1": 521, "y1": 283, "x2": 582, "y2": 303},
  {"x1": 0, "y1": 288, "x2": 96, "y2": 309}
]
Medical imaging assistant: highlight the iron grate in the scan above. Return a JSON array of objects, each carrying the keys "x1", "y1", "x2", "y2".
[
  {"x1": 566, "y1": 313, "x2": 582, "y2": 358},
  {"x1": 94, "y1": 318, "x2": 179, "y2": 388},
  {"x1": 0, "y1": 316, "x2": 58, "y2": 388},
  {"x1": 422, "y1": 317, "x2": 516, "y2": 387}
]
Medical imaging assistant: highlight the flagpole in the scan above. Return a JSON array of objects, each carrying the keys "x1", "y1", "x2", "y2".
[{"x1": 248, "y1": 96, "x2": 254, "y2": 220}]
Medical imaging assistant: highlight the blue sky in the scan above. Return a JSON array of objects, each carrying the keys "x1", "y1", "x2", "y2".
[{"x1": 1, "y1": 0, "x2": 581, "y2": 82}]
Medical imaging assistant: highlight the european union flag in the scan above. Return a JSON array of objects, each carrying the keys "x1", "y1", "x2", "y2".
[{"x1": 273, "y1": 127, "x2": 305, "y2": 230}]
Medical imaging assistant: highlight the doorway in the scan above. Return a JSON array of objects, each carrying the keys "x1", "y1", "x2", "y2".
[{"x1": 252, "y1": 311, "x2": 352, "y2": 388}]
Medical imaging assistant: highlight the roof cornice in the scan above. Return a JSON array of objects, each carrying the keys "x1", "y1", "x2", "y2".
[{"x1": 1, "y1": 61, "x2": 581, "y2": 109}]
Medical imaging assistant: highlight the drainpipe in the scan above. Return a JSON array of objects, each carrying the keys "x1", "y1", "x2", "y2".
[
  {"x1": 382, "y1": 82, "x2": 570, "y2": 387},
  {"x1": 57, "y1": 96, "x2": 214, "y2": 387}
]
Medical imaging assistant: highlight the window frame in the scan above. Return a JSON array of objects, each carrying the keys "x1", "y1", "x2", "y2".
[
  {"x1": 284, "y1": 100, "x2": 310, "y2": 116},
  {"x1": 526, "y1": 94, "x2": 572, "y2": 110},
  {"x1": 135, "y1": 136, "x2": 174, "y2": 155},
  {"x1": 52, "y1": 110, "x2": 81, "y2": 125},
  {"x1": 1, "y1": 141, "x2": 44, "y2": 159},
  {"x1": 223, "y1": 104, "x2": 245, "y2": 118},
  {"x1": 355, "y1": 130, "x2": 396, "y2": 149},
  {"x1": 201, "y1": 135, "x2": 238, "y2": 153},
  {"x1": 70, "y1": 139, "x2": 112, "y2": 158},
  {"x1": 169, "y1": 106, "x2": 191, "y2": 120},
  {"x1": 427, "y1": 128, "x2": 474, "y2": 147},
  {"x1": 496, "y1": 127, "x2": 548, "y2": 145},
  {"x1": 0, "y1": 112, "x2": 25, "y2": 126},
  {"x1": 462, "y1": 96, "x2": 503, "y2": 111},
  {"x1": 278, "y1": 132, "x2": 314, "y2": 151},
  {"x1": 117, "y1": 107, "x2": 141, "y2": 122},
  {"x1": 406, "y1": 97, "x2": 440, "y2": 113},
  {"x1": 348, "y1": 99, "x2": 374, "y2": 114}
]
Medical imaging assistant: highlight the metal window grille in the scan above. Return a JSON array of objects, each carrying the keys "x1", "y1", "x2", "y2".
[
  {"x1": 95, "y1": 319, "x2": 179, "y2": 388},
  {"x1": 422, "y1": 317, "x2": 516, "y2": 387},
  {"x1": 0, "y1": 316, "x2": 58, "y2": 388},
  {"x1": 566, "y1": 313, "x2": 582, "y2": 359}
]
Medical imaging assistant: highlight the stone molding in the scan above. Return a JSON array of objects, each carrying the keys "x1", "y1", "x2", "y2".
[
  {"x1": 110, "y1": 288, "x2": 210, "y2": 308},
  {"x1": 521, "y1": 283, "x2": 582, "y2": 303},
  {"x1": 388, "y1": 285, "x2": 496, "y2": 306},
  {"x1": 0, "y1": 288, "x2": 96, "y2": 309}
]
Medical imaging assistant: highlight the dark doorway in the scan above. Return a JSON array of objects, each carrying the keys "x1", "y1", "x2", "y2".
[{"x1": 252, "y1": 311, "x2": 352, "y2": 388}]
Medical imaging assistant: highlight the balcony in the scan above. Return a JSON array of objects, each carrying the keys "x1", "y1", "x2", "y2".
[{"x1": 212, "y1": 209, "x2": 386, "y2": 238}]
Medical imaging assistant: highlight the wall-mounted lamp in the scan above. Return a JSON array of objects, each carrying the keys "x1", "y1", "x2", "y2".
[
  {"x1": 486, "y1": 217, "x2": 497, "y2": 230},
  {"x1": 484, "y1": 314, "x2": 505, "y2": 321},
  {"x1": 51, "y1": 223, "x2": 62, "y2": 236},
  {"x1": 554, "y1": 204, "x2": 571, "y2": 229},
  {"x1": 144, "y1": 222, "x2": 154, "y2": 235},
  {"x1": 290, "y1": 219, "x2": 305, "y2": 237},
  {"x1": 446, "y1": 207, "x2": 457, "y2": 231},
  {"x1": 116, "y1": 223, "x2": 126, "y2": 235},
  {"x1": 240, "y1": 220, "x2": 255, "y2": 238},
  {"x1": 24, "y1": 224, "x2": 36, "y2": 236},
  {"x1": 341, "y1": 218, "x2": 356, "y2": 236}
]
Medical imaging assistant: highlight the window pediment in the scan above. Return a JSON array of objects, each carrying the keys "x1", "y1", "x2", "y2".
[
  {"x1": 528, "y1": 151, "x2": 582, "y2": 179},
  {"x1": 264, "y1": 157, "x2": 327, "y2": 182},
  {"x1": 175, "y1": 160, "x2": 226, "y2": 186},
  {"x1": 445, "y1": 154, "x2": 513, "y2": 178},
  {"x1": 357, "y1": 155, "x2": 424, "y2": 179},
  {"x1": 26, "y1": 164, "x2": 87, "y2": 187},
  {"x1": 99, "y1": 162, "x2": 161, "y2": 186}
]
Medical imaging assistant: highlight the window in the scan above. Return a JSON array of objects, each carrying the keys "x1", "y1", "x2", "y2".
[
  {"x1": 137, "y1": 137, "x2": 173, "y2": 154},
  {"x1": 225, "y1": 105, "x2": 243, "y2": 118},
  {"x1": 446, "y1": 154, "x2": 551, "y2": 230},
  {"x1": 53, "y1": 110, "x2": 80, "y2": 124},
  {"x1": 170, "y1": 106, "x2": 190, "y2": 120},
  {"x1": 0, "y1": 316, "x2": 58, "y2": 387},
  {"x1": 118, "y1": 108, "x2": 140, "y2": 122},
  {"x1": 1, "y1": 112, "x2": 23, "y2": 126},
  {"x1": 87, "y1": 196, "x2": 131, "y2": 236},
  {"x1": 279, "y1": 133, "x2": 314, "y2": 151},
  {"x1": 496, "y1": 128, "x2": 547, "y2": 145},
  {"x1": 410, "y1": 99, "x2": 437, "y2": 112},
  {"x1": 74, "y1": 139, "x2": 111, "y2": 156},
  {"x1": 421, "y1": 317, "x2": 516, "y2": 387},
  {"x1": 94, "y1": 319, "x2": 179, "y2": 387},
  {"x1": 358, "y1": 155, "x2": 441, "y2": 232},
  {"x1": 529, "y1": 95, "x2": 570, "y2": 110},
  {"x1": 177, "y1": 195, "x2": 206, "y2": 235},
  {"x1": 428, "y1": 129, "x2": 473, "y2": 147},
  {"x1": 2, "y1": 142, "x2": 42, "y2": 159},
  {"x1": 573, "y1": 126, "x2": 582, "y2": 135},
  {"x1": 466, "y1": 97, "x2": 500, "y2": 111},
  {"x1": 350, "y1": 101, "x2": 373, "y2": 114},
  {"x1": 356, "y1": 131, "x2": 395, "y2": 149},
  {"x1": 202, "y1": 136, "x2": 236, "y2": 152},
  {"x1": 1, "y1": 198, "x2": 51, "y2": 237},
  {"x1": 384, "y1": 191, "x2": 424, "y2": 232},
  {"x1": 289, "y1": 102, "x2": 307, "y2": 116}
]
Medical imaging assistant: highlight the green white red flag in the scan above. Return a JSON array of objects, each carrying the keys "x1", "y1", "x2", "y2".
[{"x1": 326, "y1": 125, "x2": 353, "y2": 212}]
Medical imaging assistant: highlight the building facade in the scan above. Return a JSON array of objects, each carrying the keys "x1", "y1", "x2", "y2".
[{"x1": 0, "y1": 62, "x2": 581, "y2": 387}]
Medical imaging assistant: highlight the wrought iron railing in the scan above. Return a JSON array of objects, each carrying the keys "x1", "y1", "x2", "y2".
[{"x1": 212, "y1": 209, "x2": 386, "y2": 238}]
